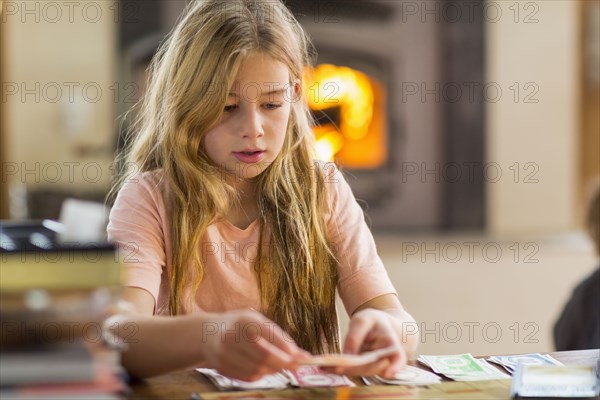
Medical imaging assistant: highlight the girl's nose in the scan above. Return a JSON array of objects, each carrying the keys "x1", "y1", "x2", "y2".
[{"x1": 239, "y1": 109, "x2": 264, "y2": 139}]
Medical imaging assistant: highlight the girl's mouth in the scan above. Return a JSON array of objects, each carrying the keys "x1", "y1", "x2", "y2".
[{"x1": 233, "y1": 150, "x2": 265, "y2": 163}]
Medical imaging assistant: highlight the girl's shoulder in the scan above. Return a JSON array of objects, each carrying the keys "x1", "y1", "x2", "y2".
[
  {"x1": 118, "y1": 168, "x2": 169, "y2": 199},
  {"x1": 311, "y1": 160, "x2": 351, "y2": 204},
  {"x1": 312, "y1": 160, "x2": 342, "y2": 183},
  {"x1": 310, "y1": 161, "x2": 361, "y2": 225}
]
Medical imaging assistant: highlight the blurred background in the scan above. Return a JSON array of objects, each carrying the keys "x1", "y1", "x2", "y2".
[{"x1": 1, "y1": 0, "x2": 599, "y2": 356}]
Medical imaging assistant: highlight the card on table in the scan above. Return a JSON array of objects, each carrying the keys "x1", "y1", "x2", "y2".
[
  {"x1": 487, "y1": 353, "x2": 563, "y2": 374},
  {"x1": 196, "y1": 368, "x2": 289, "y2": 391},
  {"x1": 418, "y1": 353, "x2": 510, "y2": 381},
  {"x1": 301, "y1": 346, "x2": 399, "y2": 368},
  {"x1": 196, "y1": 366, "x2": 354, "y2": 391},
  {"x1": 285, "y1": 365, "x2": 355, "y2": 388},
  {"x1": 366, "y1": 365, "x2": 442, "y2": 386}
]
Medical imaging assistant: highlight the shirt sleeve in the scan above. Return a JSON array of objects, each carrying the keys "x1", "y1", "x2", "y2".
[
  {"x1": 107, "y1": 173, "x2": 166, "y2": 311},
  {"x1": 323, "y1": 162, "x2": 398, "y2": 315}
]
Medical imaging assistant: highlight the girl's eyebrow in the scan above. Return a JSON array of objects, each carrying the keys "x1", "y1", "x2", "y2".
[{"x1": 227, "y1": 88, "x2": 288, "y2": 97}]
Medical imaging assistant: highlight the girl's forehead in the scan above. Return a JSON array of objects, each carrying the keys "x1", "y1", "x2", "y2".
[{"x1": 229, "y1": 52, "x2": 291, "y2": 92}]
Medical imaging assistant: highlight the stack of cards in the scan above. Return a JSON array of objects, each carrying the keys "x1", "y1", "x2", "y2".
[
  {"x1": 285, "y1": 366, "x2": 355, "y2": 387},
  {"x1": 199, "y1": 347, "x2": 456, "y2": 391},
  {"x1": 196, "y1": 366, "x2": 354, "y2": 391},
  {"x1": 195, "y1": 347, "x2": 400, "y2": 391},
  {"x1": 418, "y1": 354, "x2": 510, "y2": 381},
  {"x1": 486, "y1": 353, "x2": 563, "y2": 374},
  {"x1": 364, "y1": 365, "x2": 442, "y2": 386},
  {"x1": 196, "y1": 368, "x2": 289, "y2": 391}
]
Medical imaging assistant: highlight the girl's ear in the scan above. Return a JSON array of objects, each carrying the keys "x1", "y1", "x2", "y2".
[{"x1": 288, "y1": 79, "x2": 302, "y2": 103}]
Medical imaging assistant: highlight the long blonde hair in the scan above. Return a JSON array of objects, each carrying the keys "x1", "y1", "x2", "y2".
[{"x1": 111, "y1": 0, "x2": 339, "y2": 354}]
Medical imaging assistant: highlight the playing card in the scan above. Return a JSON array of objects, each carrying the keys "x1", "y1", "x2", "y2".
[
  {"x1": 301, "y1": 346, "x2": 399, "y2": 368},
  {"x1": 418, "y1": 354, "x2": 510, "y2": 381},
  {"x1": 473, "y1": 359, "x2": 512, "y2": 380},
  {"x1": 196, "y1": 368, "x2": 290, "y2": 390},
  {"x1": 419, "y1": 354, "x2": 484, "y2": 375},
  {"x1": 371, "y1": 365, "x2": 442, "y2": 386},
  {"x1": 487, "y1": 353, "x2": 563, "y2": 374},
  {"x1": 285, "y1": 365, "x2": 355, "y2": 387}
]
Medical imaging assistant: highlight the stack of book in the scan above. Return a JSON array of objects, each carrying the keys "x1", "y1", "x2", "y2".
[{"x1": 0, "y1": 220, "x2": 126, "y2": 399}]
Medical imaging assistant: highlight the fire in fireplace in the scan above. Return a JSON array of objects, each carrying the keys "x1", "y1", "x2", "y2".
[{"x1": 305, "y1": 63, "x2": 388, "y2": 169}]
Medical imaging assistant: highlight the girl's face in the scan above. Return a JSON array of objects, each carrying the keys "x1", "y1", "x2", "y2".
[{"x1": 203, "y1": 52, "x2": 297, "y2": 182}]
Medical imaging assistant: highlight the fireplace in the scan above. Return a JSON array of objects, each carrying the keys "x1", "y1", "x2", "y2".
[
  {"x1": 288, "y1": 0, "x2": 444, "y2": 230},
  {"x1": 288, "y1": 0, "x2": 485, "y2": 230},
  {"x1": 303, "y1": 45, "x2": 399, "y2": 218}
]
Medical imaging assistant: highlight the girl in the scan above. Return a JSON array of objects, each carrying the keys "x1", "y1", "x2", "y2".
[{"x1": 107, "y1": 0, "x2": 419, "y2": 381}]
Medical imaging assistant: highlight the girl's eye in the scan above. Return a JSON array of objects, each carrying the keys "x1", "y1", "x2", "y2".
[
  {"x1": 264, "y1": 103, "x2": 282, "y2": 110},
  {"x1": 224, "y1": 104, "x2": 237, "y2": 112}
]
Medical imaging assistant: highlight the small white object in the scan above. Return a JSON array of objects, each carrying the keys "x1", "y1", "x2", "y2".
[
  {"x1": 24, "y1": 290, "x2": 51, "y2": 311},
  {"x1": 58, "y1": 198, "x2": 108, "y2": 244}
]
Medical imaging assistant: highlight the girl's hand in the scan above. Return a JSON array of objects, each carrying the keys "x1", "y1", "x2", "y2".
[
  {"x1": 201, "y1": 310, "x2": 309, "y2": 381},
  {"x1": 322, "y1": 308, "x2": 407, "y2": 378}
]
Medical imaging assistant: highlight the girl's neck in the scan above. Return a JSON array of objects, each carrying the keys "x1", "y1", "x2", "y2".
[
  {"x1": 225, "y1": 177, "x2": 260, "y2": 230},
  {"x1": 231, "y1": 176, "x2": 257, "y2": 200}
]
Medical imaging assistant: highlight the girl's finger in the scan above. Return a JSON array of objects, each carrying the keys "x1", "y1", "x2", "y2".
[
  {"x1": 246, "y1": 336, "x2": 300, "y2": 371},
  {"x1": 333, "y1": 357, "x2": 391, "y2": 377},
  {"x1": 267, "y1": 324, "x2": 305, "y2": 358},
  {"x1": 363, "y1": 358, "x2": 391, "y2": 376},
  {"x1": 381, "y1": 347, "x2": 407, "y2": 378},
  {"x1": 246, "y1": 313, "x2": 303, "y2": 359},
  {"x1": 218, "y1": 350, "x2": 264, "y2": 381},
  {"x1": 344, "y1": 315, "x2": 374, "y2": 354}
]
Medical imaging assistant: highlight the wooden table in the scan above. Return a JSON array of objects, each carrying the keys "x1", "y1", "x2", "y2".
[{"x1": 128, "y1": 349, "x2": 599, "y2": 400}]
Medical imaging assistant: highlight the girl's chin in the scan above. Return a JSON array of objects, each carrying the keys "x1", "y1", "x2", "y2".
[{"x1": 219, "y1": 161, "x2": 270, "y2": 180}]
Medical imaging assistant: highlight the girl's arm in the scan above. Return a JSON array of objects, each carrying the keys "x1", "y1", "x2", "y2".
[{"x1": 105, "y1": 287, "x2": 307, "y2": 380}]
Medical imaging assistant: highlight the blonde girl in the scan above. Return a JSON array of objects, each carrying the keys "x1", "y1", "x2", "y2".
[{"x1": 107, "y1": 0, "x2": 418, "y2": 381}]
